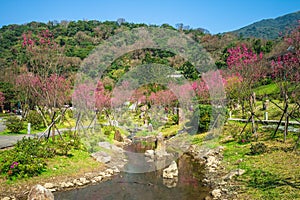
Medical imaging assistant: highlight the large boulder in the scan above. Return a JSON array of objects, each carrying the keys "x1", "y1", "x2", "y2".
[
  {"x1": 163, "y1": 161, "x2": 178, "y2": 179},
  {"x1": 163, "y1": 176, "x2": 178, "y2": 188},
  {"x1": 223, "y1": 169, "x2": 246, "y2": 181},
  {"x1": 27, "y1": 184, "x2": 54, "y2": 200},
  {"x1": 98, "y1": 142, "x2": 123, "y2": 153},
  {"x1": 91, "y1": 151, "x2": 111, "y2": 163},
  {"x1": 155, "y1": 133, "x2": 168, "y2": 158},
  {"x1": 98, "y1": 142, "x2": 112, "y2": 150},
  {"x1": 211, "y1": 189, "x2": 222, "y2": 199},
  {"x1": 145, "y1": 149, "x2": 155, "y2": 159}
]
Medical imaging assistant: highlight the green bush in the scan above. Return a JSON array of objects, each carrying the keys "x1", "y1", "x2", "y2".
[
  {"x1": 0, "y1": 152, "x2": 46, "y2": 179},
  {"x1": 187, "y1": 104, "x2": 227, "y2": 134},
  {"x1": 26, "y1": 110, "x2": 44, "y2": 130},
  {"x1": 238, "y1": 129, "x2": 252, "y2": 144},
  {"x1": 103, "y1": 125, "x2": 116, "y2": 136},
  {"x1": 250, "y1": 142, "x2": 267, "y2": 155},
  {"x1": 14, "y1": 137, "x2": 56, "y2": 158},
  {"x1": 168, "y1": 114, "x2": 179, "y2": 125},
  {"x1": 0, "y1": 131, "x2": 84, "y2": 179},
  {"x1": 187, "y1": 104, "x2": 212, "y2": 133},
  {"x1": 198, "y1": 105, "x2": 212, "y2": 132},
  {"x1": 0, "y1": 137, "x2": 50, "y2": 179},
  {"x1": 5, "y1": 116, "x2": 24, "y2": 133}
]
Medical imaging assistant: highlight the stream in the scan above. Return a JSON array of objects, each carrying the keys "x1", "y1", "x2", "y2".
[{"x1": 54, "y1": 141, "x2": 210, "y2": 200}]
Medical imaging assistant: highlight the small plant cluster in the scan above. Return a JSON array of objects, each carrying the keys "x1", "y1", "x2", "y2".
[
  {"x1": 250, "y1": 142, "x2": 267, "y2": 155},
  {"x1": 238, "y1": 130, "x2": 252, "y2": 144},
  {"x1": 0, "y1": 131, "x2": 82, "y2": 180},
  {"x1": 26, "y1": 110, "x2": 45, "y2": 130},
  {"x1": 81, "y1": 126, "x2": 120, "y2": 153},
  {"x1": 5, "y1": 116, "x2": 24, "y2": 133},
  {"x1": 165, "y1": 114, "x2": 179, "y2": 128},
  {"x1": 103, "y1": 125, "x2": 116, "y2": 136},
  {"x1": 187, "y1": 104, "x2": 212, "y2": 133}
]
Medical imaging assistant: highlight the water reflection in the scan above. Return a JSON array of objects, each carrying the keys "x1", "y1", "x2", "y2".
[{"x1": 54, "y1": 153, "x2": 210, "y2": 200}]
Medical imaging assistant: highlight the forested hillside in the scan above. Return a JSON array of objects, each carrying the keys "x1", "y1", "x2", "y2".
[
  {"x1": 231, "y1": 10, "x2": 300, "y2": 39},
  {"x1": 0, "y1": 18, "x2": 294, "y2": 110}
]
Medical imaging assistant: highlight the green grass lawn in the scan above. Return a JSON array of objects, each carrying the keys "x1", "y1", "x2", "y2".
[
  {"x1": 0, "y1": 149, "x2": 104, "y2": 197},
  {"x1": 0, "y1": 116, "x2": 76, "y2": 135},
  {"x1": 189, "y1": 117, "x2": 300, "y2": 200},
  {"x1": 230, "y1": 99, "x2": 299, "y2": 121},
  {"x1": 254, "y1": 83, "x2": 280, "y2": 97},
  {"x1": 216, "y1": 122, "x2": 300, "y2": 200},
  {"x1": 0, "y1": 127, "x2": 46, "y2": 135},
  {"x1": 221, "y1": 140, "x2": 300, "y2": 199}
]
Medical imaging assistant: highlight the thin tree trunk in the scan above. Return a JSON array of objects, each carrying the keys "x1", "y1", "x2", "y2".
[
  {"x1": 240, "y1": 115, "x2": 251, "y2": 135},
  {"x1": 241, "y1": 100, "x2": 245, "y2": 116},
  {"x1": 36, "y1": 105, "x2": 49, "y2": 127},
  {"x1": 250, "y1": 94, "x2": 257, "y2": 140},
  {"x1": 283, "y1": 94, "x2": 289, "y2": 142},
  {"x1": 176, "y1": 105, "x2": 180, "y2": 125},
  {"x1": 269, "y1": 99, "x2": 300, "y2": 124},
  {"x1": 50, "y1": 111, "x2": 56, "y2": 141},
  {"x1": 272, "y1": 107, "x2": 286, "y2": 139}
]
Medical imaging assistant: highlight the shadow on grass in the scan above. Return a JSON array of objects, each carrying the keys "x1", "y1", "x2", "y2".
[{"x1": 246, "y1": 169, "x2": 300, "y2": 190}]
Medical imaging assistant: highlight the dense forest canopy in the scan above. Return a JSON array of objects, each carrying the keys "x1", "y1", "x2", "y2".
[
  {"x1": 231, "y1": 10, "x2": 300, "y2": 39},
  {"x1": 0, "y1": 17, "x2": 298, "y2": 110}
]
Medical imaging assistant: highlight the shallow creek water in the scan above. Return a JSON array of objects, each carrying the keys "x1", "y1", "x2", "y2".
[{"x1": 54, "y1": 142, "x2": 210, "y2": 200}]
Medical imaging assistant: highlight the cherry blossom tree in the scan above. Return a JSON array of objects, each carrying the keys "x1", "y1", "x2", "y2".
[
  {"x1": 17, "y1": 30, "x2": 72, "y2": 140},
  {"x1": 271, "y1": 22, "x2": 300, "y2": 142},
  {"x1": 22, "y1": 30, "x2": 65, "y2": 77},
  {"x1": 95, "y1": 81, "x2": 111, "y2": 112},
  {"x1": 72, "y1": 82, "x2": 96, "y2": 111},
  {"x1": 72, "y1": 80, "x2": 113, "y2": 129},
  {"x1": 222, "y1": 73, "x2": 243, "y2": 110},
  {"x1": 191, "y1": 80, "x2": 209, "y2": 103},
  {"x1": 226, "y1": 44, "x2": 266, "y2": 137},
  {"x1": 17, "y1": 73, "x2": 71, "y2": 138}
]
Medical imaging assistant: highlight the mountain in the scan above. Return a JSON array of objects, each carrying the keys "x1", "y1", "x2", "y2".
[{"x1": 231, "y1": 11, "x2": 300, "y2": 39}]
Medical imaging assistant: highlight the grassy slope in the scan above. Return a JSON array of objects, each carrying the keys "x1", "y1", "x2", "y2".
[
  {"x1": 192, "y1": 121, "x2": 300, "y2": 200},
  {"x1": 0, "y1": 149, "x2": 104, "y2": 197},
  {"x1": 253, "y1": 83, "x2": 280, "y2": 97}
]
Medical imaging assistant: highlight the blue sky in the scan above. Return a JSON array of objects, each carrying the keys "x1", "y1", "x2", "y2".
[{"x1": 0, "y1": 0, "x2": 299, "y2": 34}]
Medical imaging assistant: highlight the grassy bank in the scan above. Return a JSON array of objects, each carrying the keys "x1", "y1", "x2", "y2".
[
  {"x1": 192, "y1": 121, "x2": 300, "y2": 200},
  {"x1": 0, "y1": 149, "x2": 104, "y2": 198}
]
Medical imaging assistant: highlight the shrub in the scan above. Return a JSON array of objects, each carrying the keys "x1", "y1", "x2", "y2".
[
  {"x1": 5, "y1": 116, "x2": 24, "y2": 133},
  {"x1": 186, "y1": 104, "x2": 212, "y2": 133},
  {"x1": 169, "y1": 114, "x2": 179, "y2": 125},
  {"x1": 14, "y1": 137, "x2": 55, "y2": 158},
  {"x1": 250, "y1": 142, "x2": 267, "y2": 155},
  {"x1": 103, "y1": 125, "x2": 116, "y2": 136},
  {"x1": 1, "y1": 152, "x2": 46, "y2": 179},
  {"x1": 26, "y1": 110, "x2": 44, "y2": 130},
  {"x1": 0, "y1": 132, "x2": 84, "y2": 179},
  {"x1": 238, "y1": 129, "x2": 252, "y2": 144},
  {"x1": 187, "y1": 104, "x2": 227, "y2": 134},
  {"x1": 0, "y1": 137, "x2": 50, "y2": 179}
]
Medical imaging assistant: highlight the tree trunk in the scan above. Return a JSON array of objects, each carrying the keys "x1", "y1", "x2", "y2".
[
  {"x1": 241, "y1": 100, "x2": 245, "y2": 116},
  {"x1": 176, "y1": 106, "x2": 180, "y2": 125},
  {"x1": 283, "y1": 94, "x2": 289, "y2": 142},
  {"x1": 250, "y1": 94, "x2": 257, "y2": 140},
  {"x1": 50, "y1": 112, "x2": 56, "y2": 141},
  {"x1": 36, "y1": 106, "x2": 49, "y2": 127},
  {"x1": 52, "y1": 123, "x2": 56, "y2": 141}
]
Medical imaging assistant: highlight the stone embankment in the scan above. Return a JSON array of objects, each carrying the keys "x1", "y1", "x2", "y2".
[{"x1": 187, "y1": 145, "x2": 244, "y2": 200}]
